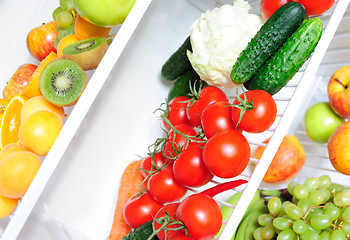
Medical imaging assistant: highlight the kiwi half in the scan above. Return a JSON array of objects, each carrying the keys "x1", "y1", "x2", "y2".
[
  {"x1": 62, "y1": 37, "x2": 108, "y2": 71},
  {"x1": 39, "y1": 59, "x2": 88, "y2": 107}
]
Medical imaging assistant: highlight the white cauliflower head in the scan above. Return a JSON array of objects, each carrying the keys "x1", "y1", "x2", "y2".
[{"x1": 187, "y1": 0, "x2": 263, "y2": 88}]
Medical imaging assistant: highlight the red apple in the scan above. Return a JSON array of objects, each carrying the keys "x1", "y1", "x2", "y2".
[
  {"x1": 26, "y1": 21, "x2": 58, "y2": 61},
  {"x1": 328, "y1": 120, "x2": 350, "y2": 175},
  {"x1": 3, "y1": 64, "x2": 38, "y2": 100},
  {"x1": 253, "y1": 135, "x2": 306, "y2": 184},
  {"x1": 327, "y1": 65, "x2": 350, "y2": 119}
]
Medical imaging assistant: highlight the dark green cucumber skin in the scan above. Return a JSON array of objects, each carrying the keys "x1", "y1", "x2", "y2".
[
  {"x1": 231, "y1": 2, "x2": 306, "y2": 84},
  {"x1": 167, "y1": 68, "x2": 207, "y2": 101},
  {"x1": 121, "y1": 221, "x2": 159, "y2": 240},
  {"x1": 244, "y1": 18, "x2": 323, "y2": 95},
  {"x1": 161, "y1": 36, "x2": 192, "y2": 81}
]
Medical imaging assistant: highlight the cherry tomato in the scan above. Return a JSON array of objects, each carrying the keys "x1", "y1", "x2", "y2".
[
  {"x1": 260, "y1": 0, "x2": 288, "y2": 20},
  {"x1": 173, "y1": 142, "x2": 213, "y2": 188},
  {"x1": 163, "y1": 124, "x2": 197, "y2": 161},
  {"x1": 147, "y1": 163, "x2": 188, "y2": 204},
  {"x1": 231, "y1": 90, "x2": 277, "y2": 133},
  {"x1": 186, "y1": 86, "x2": 228, "y2": 127},
  {"x1": 123, "y1": 192, "x2": 163, "y2": 228},
  {"x1": 172, "y1": 235, "x2": 193, "y2": 240},
  {"x1": 201, "y1": 101, "x2": 235, "y2": 139},
  {"x1": 295, "y1": 0, "x2": 335, "y2": 15},
  {"x1": 140, "y1": 151, "x2": 167, "y2": 179},
  {"x1": 176, "y1": 193, "x2": 222, "y2": 240},
  {"x1": 154, "y1": 203, "x2": 186, "y2": 240},
  {"x1": 202, "y1": 129, "x2": 250, "y2": 178},
  {"x1": 163, "y1": 96, "x2": 192, "y2": 131}
]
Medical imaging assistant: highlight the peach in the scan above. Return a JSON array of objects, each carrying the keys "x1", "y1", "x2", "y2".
[
  {"x1": 0, "y1": 151, "x2": 41, "y2": 198},
  {"x1": 21, "y1": 95, "x2": 65, "y2": 123}
]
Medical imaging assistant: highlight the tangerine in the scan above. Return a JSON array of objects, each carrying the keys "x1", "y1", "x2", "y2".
[
  {"x1": 74, "y1": 14, "x2": 111, "y2": 40},
  {"x1": 57, "y1": 34, "x2": 80, "y2": 57}
]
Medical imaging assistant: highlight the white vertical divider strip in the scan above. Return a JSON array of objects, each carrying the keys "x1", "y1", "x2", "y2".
[
  {"x1": 0, "y1": 1, "x2": 153, "y2": 239},
  {"x1": 219, "y1": 0, "x2": 350, "y2": 239}
]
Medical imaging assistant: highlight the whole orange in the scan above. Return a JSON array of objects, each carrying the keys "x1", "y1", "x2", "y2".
[
  {"x1": 0, "y1": 151, "x2": 41, "y2": 198},
  {"x1": 19, "y1": 110, "x2": 63, "y2": 156}
]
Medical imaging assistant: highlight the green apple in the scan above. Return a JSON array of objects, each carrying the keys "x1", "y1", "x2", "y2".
[
  {"x1": 304, "y1": 102, "x2": 345, "y2": 143},
  {"x1": 72, "y1": 0, "x2": 136, "y2": 27}
]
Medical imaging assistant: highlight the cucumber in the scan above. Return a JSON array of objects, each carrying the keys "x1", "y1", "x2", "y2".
[
  {"x1": 231, "y1": 2, "x2": 306, "y2": 84},
  {"x1": 167, "y1": 68, "x2": 207, "y2": 101},
  {"x1": 244, "y1": 17, "x2": 323, "y2": 95},
  {"x1": 161, "y1": 36, "x2": 192, "y2": 81},
  {"x1": 121, "y1": 221, "x2": 159, "y2": 240}
]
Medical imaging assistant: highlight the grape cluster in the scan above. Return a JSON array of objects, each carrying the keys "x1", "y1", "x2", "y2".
[
  {"x1": 254, "y1": 175, "x2": 350, "y2": 240},
  {"x1": 52, "y1": 0, "x2": 76, "y2": 48}
]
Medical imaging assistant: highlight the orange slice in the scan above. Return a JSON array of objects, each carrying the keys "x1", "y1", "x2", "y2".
[
  {"x1": 21, "y1": 52, "x2": 57, "y2": 99},
  {"x1": 0, "y1": 95, "x2": 27, "y2": 149},
  {"x1": 0, "y1": 99, "x2": 10, "y2": 122}
]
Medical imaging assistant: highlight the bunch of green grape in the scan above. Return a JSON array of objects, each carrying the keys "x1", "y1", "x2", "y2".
[
  {"x1": 254, "y1": 175, "x2": 350, "y2": 240},
  {"x1": 52, "y1": 0, "x2": 76, "y2": 48}
]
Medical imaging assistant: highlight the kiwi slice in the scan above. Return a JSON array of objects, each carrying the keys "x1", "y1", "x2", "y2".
[
  {"x1": 62, "y1": 37, "x2": 108, "y2": 71},
  {"x1": 39, "y1": 59, "x2": 88, "y2": 107}
]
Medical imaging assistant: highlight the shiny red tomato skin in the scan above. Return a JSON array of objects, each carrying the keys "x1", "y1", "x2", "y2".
[
  {"x1": 140, "y1": 151, "x2": 167, "y2": 179},
  {"x1": 163, "y1": 124, "x2": 197, "y2": 161},
  {"x1": 147, "y1": 163, "x2": 188, "y2": 204},
  {"x1": 154, "y1": 203, "x2": 186, "y2": 240},
  {"x1": 231, "y1": 90, "x2": 277, "y2": 133},
  {"x1": 186, "y1": 86, "x2": 228, "y2": 127},
  {"x1": 176, "y1": 194, "x2": 222, "y2": 240},
  {"x1": 123, "y1": 192, "x2": 163, "y2": 228},
  {"x1": 201, "y1": 101, "x2": 236, "y2": 139},
  {"x1": 173, "y1": 142, "x2": 213, "y2": 188},
  {"x1": 163, "y1": 96, "x2": 191, "y2": 130},
  {"x1": 295, "y1": 0, "x2": 335, "y2": 15},
  {"x1": 260, "y1": 0, "x2": 288, "y2": 20},
  {"x1": 172, "y1": 235, "x2": 193, "y2": 240},
  {"x1": 202, "y1": 129, "x2": 251, "y2": 178}
]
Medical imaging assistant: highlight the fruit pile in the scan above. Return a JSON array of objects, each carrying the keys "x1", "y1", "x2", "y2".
[
  {"x1": 254, "y1": 176, "x2": 350, "y2": 239},
  {"x1": 0, "y1": 0, "x2": 135, "y2": 220}
]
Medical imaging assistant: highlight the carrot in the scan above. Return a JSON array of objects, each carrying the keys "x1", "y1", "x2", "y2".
[{"x1": 109, "y1": 160, "x2": 145, "y2": 240}]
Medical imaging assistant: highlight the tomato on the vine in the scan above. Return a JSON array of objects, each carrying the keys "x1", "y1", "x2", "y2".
[
  {"x1": 140, "y1": 151, "x2": 167, "y2": 179},
  {"x1": 260, "y1": 0, "x2": 288, "y2": 20},
  {"x1": 173, "y1": 142, "x2": 213, "y2": 188},
  {"x1": 153, "y1": 203, "x2": 186, "y2": 240},
  {"x1": 186, "y1": 86, "x2": 228, "y2": 127},
  {"x1": 295, "y1": 0, "x2": 335, "y2": 15},
  {"x1": 260, "y1": 0, "x2": 335, "y2": 20},
  {"x1": 147, "y1": 163, "x2": 188, "y2": 204},
  {"x1": 201, "y1": 101, "x2": 235, "y2": 139},
  {"x1": 163, "y1": 123, "x2": 197, "y2": 161},
  {"x1": 176, "y1": 193, "x2": 222, "y2": 240},
  {"x1": 202, "y1": 129, "x2": 250, "y2": 178},
  {"x1": 163, "y1": 96, "x2": 191, "y2": 131},
  {"x1": 231, "y1": 90, "x2": 277, "y2": 133},
  {"x1": 123, "y1": 192, "x2": 163, "y2": 228}
]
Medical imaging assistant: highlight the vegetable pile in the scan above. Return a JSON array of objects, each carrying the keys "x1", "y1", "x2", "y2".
[{"x1": 108, "y1": 0, "x2": 337, "y2": 238}]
